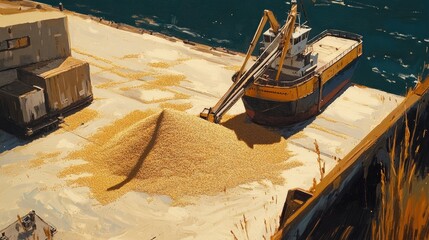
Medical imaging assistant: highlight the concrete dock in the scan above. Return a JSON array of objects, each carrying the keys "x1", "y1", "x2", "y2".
[{"x1": 0, "y1": 2, "x2": 407, "y2": 239}]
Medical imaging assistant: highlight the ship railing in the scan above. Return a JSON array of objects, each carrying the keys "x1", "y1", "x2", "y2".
[
  {"x1": 308, "y1": 29, "x2": 363, "y2": 44},
  {"x1": 306, "y1": 29, "x2": 362, "y2": 74},
  {"x1": 256, "y1": 72, "x2": 315, "y2": 87},
  {"x1": 316, "y1": 41, "x2": 360, "y2": 74}
]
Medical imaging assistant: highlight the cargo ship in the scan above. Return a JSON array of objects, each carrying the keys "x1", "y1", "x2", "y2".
[
  {"x1": 200, "y1": 0, "x2": 363, "y2": 126},
  {"x1": 240, "y1": 3, "x2": 362, "y2": 125},
  {"x1": 242, "y1": 29, "x2": 362, "y2": 126}
]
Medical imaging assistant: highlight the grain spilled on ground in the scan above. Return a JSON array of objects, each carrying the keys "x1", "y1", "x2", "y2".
[
  {"x1": 61, "y1": 109, "x2": 294, "y2": 205},
  {"x1": 148, "y1": 62, "x2": 171, "y2": 68},
  {"x1": 61, "y1": 108, "x2": 99, "y2": 131},
  {"x1": 120, "y1": 53, "x2": 141, "y2": 59},
  {"x1": 152, "y1": 74, "x2": 187, "y2": 86},
  {"x1": 30, "y1": 152, "x2": 61, "y2": 168},
  {"x1": 160, "y1": 102, "x2": 193, "y2": 111}
]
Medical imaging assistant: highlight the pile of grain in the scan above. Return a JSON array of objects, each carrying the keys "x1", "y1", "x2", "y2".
[{"x1": 62, "y1": 109, "x2": 296, "y2": 204}]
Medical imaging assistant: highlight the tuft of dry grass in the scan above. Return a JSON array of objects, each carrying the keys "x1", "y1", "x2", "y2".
[
  {"x1": 371, "y1": 118, "x2": 429, "y2": 239},
  {"x1": 60, "y1": 109, "x2": 294, "y2": 205},
  {"x1": 314, "y1": 140, "x2": 325, "y2": 182}
]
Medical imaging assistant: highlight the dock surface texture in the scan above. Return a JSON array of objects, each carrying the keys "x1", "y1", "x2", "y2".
[{"x1": 0, "y1": 7, "x2": 403, "y2": 240}]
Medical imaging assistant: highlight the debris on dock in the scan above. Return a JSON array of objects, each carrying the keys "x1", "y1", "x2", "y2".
[{"x1": 0, "y1": 210, "x2": 56, "y2": 240}]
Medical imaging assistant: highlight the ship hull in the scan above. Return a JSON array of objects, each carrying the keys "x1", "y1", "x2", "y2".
[{"x1": 242, "y1": 59, "x2": 359, "y2": 126}]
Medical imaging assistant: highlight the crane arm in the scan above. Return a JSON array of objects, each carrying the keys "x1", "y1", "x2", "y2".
[
  {"x1": 200, "y1": 2, "x2": 298, "y2": 123},
  {"x1": 236, "y1": 10, "x2": 280, "y2": 80},
  {"x1": 275, "y1": 4, "x2": 298, "y2": 80}
]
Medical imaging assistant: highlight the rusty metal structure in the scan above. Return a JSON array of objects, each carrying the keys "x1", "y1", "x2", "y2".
[{"x1": 0, "y1": 12, "x2": 93, "y2": 136}]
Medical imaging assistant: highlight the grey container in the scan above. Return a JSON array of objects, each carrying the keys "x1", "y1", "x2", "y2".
[
  {"x1": 17, "y1": 57, "x2": 93, "y2": 113},
  {"x1": 0, "y1": 80, "x2": 47, "y2": 126}
]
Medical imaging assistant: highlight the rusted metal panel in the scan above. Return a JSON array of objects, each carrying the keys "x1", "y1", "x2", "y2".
[
  {"x1": 17, "y1": 57, "x2": 92, "y2": 112},
  {"x1": 0, "y1": 80, "x2": 47, "y2": 125},
  {"x1": 0, "y1": 12, "x2": 70, "y2": 71}
]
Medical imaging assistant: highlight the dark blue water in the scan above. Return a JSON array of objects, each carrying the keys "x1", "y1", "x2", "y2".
[{"x1": 39, "y1": 0, "x2": 429, "y2": 95}]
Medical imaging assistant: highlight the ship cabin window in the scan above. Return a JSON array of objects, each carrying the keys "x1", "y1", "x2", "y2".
[
  {"x1": 292, "y1": 32, "x2": 310, "y2": 45},
  {"x1": 293, "y1": 37, "x2": 300, "y2": 45},
  {"x1": 302, "y1": 32, "x2": 309, "y2": 41},
  {"x1": 0, "y1": 36, "x2": 31, "y2": 52}
]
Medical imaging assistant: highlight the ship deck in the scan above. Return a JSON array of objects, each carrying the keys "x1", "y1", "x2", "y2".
[
  {"x1": 313, "y1": 35, "x2": 360, "y2": 73},
  {"x1": 0, "y1": 2, "x2": 404, "y2": 239}
]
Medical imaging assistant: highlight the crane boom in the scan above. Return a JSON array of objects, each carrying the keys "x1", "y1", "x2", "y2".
[
  {"x1": 236, "y1": 10, "x2": 280, "y2": 80},
  {"x1": 200, "y1": 2, "x2": 298, "y2": 123}
]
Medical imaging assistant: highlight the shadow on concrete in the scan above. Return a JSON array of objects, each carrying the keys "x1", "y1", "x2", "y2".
[
  {"x1": 221, "y1": 113, "x2": 282, "y2": 148},
  {"x1": 0, "y1": 129, "x2": 28, "y2": 154},
  {"x1": 107, "y1": 111, "x2": 164, "y2": 191}
]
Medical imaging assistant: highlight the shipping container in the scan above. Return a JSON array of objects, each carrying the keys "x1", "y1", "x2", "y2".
[
  {"x1": 0, "y1": 80, "x2": 47, "y2": 126},
  {"x1": 0, "y1": 11, "x2": 71, "y2": 71},
  {"x1": 0, "y1": 69, "x2": 17, "y2": 88},
  {"x1": 17, "y1": 57, "x2": 93, "y2": 113}
]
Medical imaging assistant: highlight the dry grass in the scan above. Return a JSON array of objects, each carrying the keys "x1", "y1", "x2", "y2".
[
  {"x1": 61, "y1": 108, "x2": 99, "y2": 131},
  {"x1": 314, "y1": 140, "x2": 325, "y2": 181},
  {"x1": 371, "y1": 118, "x2": 429, "y2": 239},
  {"x1": 60, "y1": 109, "x2": 294, "y2": 205}
]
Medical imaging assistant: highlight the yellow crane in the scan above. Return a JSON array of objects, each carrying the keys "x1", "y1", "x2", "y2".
[{"x1": 200, "y1": 1, "x2": 298, "y2": 123}]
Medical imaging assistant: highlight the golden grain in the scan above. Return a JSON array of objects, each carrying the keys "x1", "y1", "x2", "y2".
[
  {"x1": 61, "y1": 109, "x2": 295, "y2": 205},
  {"x1": 121, "y1": 54, "x2": 141, "y2": 59},
  {"x1": 153, "y1": 74, "x2": 187, "y2": 86},
  {"x1": 148, "y1": 62, "x2": 171, "y2": 68},
  {"x1": 61, "y1": 108, "x2": 99, "y2": 131},
  {"x1": 160, "y1": 102, "x2": 193, "y2": 111}
]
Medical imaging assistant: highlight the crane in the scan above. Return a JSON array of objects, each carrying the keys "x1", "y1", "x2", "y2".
[{"x1": 200, "y1": 1, "x2": 298, "y2": 123}]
